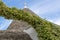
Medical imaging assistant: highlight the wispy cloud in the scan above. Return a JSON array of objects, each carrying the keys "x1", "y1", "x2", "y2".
[
  {"x1": 54, "y1": 18, "x2": 60, "y2": 25},
  {"x1": 30, "y1": 0, "x2": 60, "y2": 25},
  {"x1": 48, "y1": 18, "x2": 60, "y2": 25},
  {"x1": 30, "y1": 0, "x2": 60, "y2": 14}
]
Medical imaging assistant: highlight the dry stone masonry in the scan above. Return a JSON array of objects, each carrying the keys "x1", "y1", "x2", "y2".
[{"x1": 0, "y1": 20, "x2": 39, "y2": 40}]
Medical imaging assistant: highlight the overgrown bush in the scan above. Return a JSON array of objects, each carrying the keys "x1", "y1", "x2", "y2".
[{"x1": 0, "y1": 1, "x2": 60, "y2": 40}]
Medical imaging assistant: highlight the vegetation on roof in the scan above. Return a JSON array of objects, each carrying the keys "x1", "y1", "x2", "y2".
[{"x1": 0, "y1": 1, "x2": 60, "y2": 40}]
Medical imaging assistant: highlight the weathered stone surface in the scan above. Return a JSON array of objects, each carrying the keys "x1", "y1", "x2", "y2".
[
  {"x1": 0, "y1": 20, "x2": 32, "y2": 40},
  {"x1": 0, "y1": 30, "x2": 32, "y2": 40},
  {"x1": 23, "y1": 27, "x2": 39, "y2": 40},
  {"x1": 0, "y1": 20, "x2": 38, "y2": 40},
  {"x1": 8, "y1": 20, "x2": 31, "y2": 30}
]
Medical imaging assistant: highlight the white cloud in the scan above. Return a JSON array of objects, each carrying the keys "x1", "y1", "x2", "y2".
[
  {"x1": 30, "y1": 0, "x2": 60, "y2": 15},
  {"x1": 47, "y1": 18, "x2": 60, "y2": 25},
  {"x1": 54, "y1": 18, "x2": 60, "y2": 25},
  {"x1": 30, "y1": 0, "x2": 60, "y2": 25}
]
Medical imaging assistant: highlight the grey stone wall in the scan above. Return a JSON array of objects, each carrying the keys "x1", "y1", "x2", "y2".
[
  {"x1": 0, "y1": 30, "x2": 32, "y2": 40},
  {"x1": 0, "y1": 20, "x2": 38, "y2": 40}
]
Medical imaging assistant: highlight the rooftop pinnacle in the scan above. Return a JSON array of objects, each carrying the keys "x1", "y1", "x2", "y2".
[{"x1": 24, "y1": 0, "x2": 28, "y2": 8}]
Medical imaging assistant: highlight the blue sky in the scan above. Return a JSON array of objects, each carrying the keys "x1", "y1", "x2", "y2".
[
  {"x1": 0, "y1": 16, "x2": 12, "y2": 30},
  {"x1": 0, "y1": 0, "x2": 60, "y2": 30}
]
